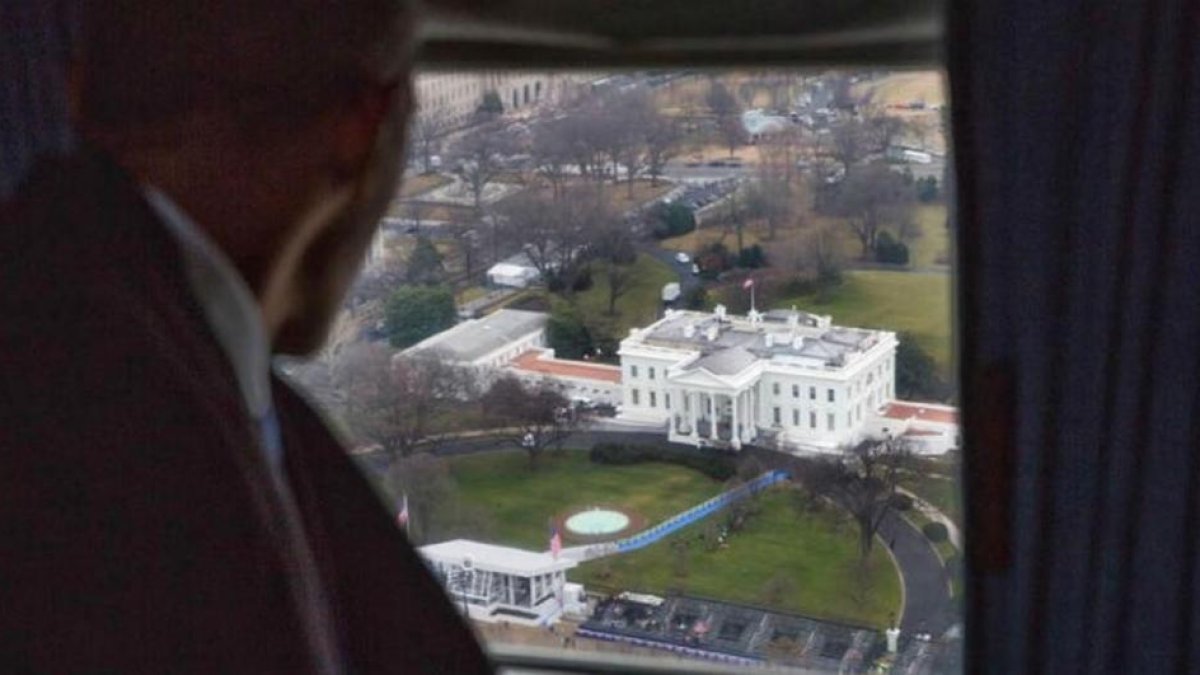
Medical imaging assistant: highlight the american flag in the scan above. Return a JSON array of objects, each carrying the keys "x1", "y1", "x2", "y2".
[
  {"x1": 549, "y1": 523, "x2": 562, "y2": 559},
  {"x1": 397, "y1": 494, "x2": 409, "y2": 530},
  {"x1": 742, "y1": 277, "x2": 755, "y2": 290}
]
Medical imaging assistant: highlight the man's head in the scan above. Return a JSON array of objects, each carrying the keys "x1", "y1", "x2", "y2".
[{"x1": 79, "y1": 0, "x2": 416, "y2": 355}]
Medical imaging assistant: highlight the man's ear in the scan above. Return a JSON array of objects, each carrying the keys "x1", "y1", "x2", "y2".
[{"x1": 330, "y1": 79, "x2": 408, "y2": 180}]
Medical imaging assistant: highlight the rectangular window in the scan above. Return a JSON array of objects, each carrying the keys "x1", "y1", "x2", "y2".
[
  {"x1": 665, "y1": 393, "x2": 671, "y2": 410},
  {"x1": 631, "y1": 365, "x2": 639, "y2": 378},
  {"x1": 809, "y1": 386, "x2": 816, "y2": 400},
  {"x1": 631, "y1": 389, "x2": 639, "y2": 405},
  {"x1": 773, "y1": 382, "x2": 780, "y2": 396},
  {"x1": 792, "y1": 409, "x2": 799, "y2": 426},
  {"x1": 773, "y1": 407, "x2": 781, "y2": 425},
  {"x1": 827, "y1": 413, "x2": 835, "y2": 431},
  {"x1": 649, "y1": 367, "x2": 655, "y2": 380},
  {"x1": 827, "y1": 388, "x2": 835, "y2": 403},
  {"x1": 810, "y1": 411, "x2": 817, "y2": 429},
  {"x1": 792, "y1": 384, "x2": 799, "y2": 398},
  {"x1": 649, "y1": 391, "x2": 656, "y2": 408}
]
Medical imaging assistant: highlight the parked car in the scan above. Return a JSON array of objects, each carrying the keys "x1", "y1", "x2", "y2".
[{"x1": 675, "y1": 252, "x2": 691, "y2": 264}]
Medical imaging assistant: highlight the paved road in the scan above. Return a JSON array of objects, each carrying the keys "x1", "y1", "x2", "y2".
[
  {"x1": 877, "y1": 511, "x2": 959, "y2": 637},
  {"x1": 660, "y1": 161, "x2": 752, "y2": 184},
  {"x1": 638, "y1": 242, "x2": 702, "y2": 298}
]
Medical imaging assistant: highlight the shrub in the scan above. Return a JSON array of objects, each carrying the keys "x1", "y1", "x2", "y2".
[
  {"x1": 922, "y1": 521, "x2": 950, "y2": 543},
  {"x1": 875, "y1": 230, "x2": 910, "y2": 265},
  {"x1": 589, "y1": 443, "x2": 737, "y2": 481},
  {"x1": 651, "y1": 203, "x2": 697, "y2": 239},
  {"x1": 737, "y1": 244, "x2": 767, "y2": 269},
  {"x1": 916, "y1": 176, "x2": 940, "y2": 203}
]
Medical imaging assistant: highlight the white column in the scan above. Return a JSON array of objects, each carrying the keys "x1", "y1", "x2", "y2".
[
  {"x1": 749, "y1": 386, "x2": 757, "y2": 440},
  {"x1": 731, "y1": 389, "x2": 742, "y2": 450},
  {"x1": 689, "y1": 390, "x2": 698, "y2": 437}
]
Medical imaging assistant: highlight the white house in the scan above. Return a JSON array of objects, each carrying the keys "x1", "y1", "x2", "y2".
[
  {"x1": 618, "y1": 306, "x2": 901, "y2": 453},
  {"x1": 419, "y1": 540, "x2": 582, "y2": 626}
]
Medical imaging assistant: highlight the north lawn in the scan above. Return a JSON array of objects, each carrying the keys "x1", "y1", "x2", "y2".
[
  {"x1": 448, "y1": 450, "x2": 902, "y2": 628},
  {"x1": 450, "y1": 449, "x2": 720, "y2": 551}
]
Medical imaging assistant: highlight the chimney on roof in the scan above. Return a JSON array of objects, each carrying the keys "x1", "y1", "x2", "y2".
[
  {"x1": 764, "y1": 333, "x2": 775, "y2": 348},
  {"x1": 792, "y1": 336, "x2": 804, "y2": 350},
  {"x1": 714, "y1": 304, "x2": 727, "y2": 320},
  {"x1": 787, "y1": 312, "x2": 799, "y2": 329},
  {"x1": 706, "y1": 324, "x2": 719, "y2": 341},
  {"x1": 683, "y1": 323, "x2": 696, "y2": 338}
]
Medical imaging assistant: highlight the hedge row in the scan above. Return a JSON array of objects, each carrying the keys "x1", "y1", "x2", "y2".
[{"x1": 588, "y1": 443, "x2": 737, "y2": 481}]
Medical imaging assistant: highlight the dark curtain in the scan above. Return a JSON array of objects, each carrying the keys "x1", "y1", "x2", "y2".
[
  {"x1": 0, "y1": 0, "x2": 75, "y2": 198},
  {"x1": 950, "y1": 1, "x2": 1200, "y2": 673}
]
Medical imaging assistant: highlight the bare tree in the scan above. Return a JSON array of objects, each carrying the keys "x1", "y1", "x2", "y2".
[
  {"x1": 481, "y1": 375, "x2": 581, "y2": 469},
  {"x1": 334, "y1": 344, "x2": 476, "y2": 460},
  {"x1": 445, "y1": 213, "x2": 480, "y2": 284},
  {"x1": 643, "y1": 110, "x2": 682, "y2": 186},
  {"x1": 408, "y1": 112, "x2": 446, "y2": 174},
  {"x1": 793, "y1": 437, "x2": 916, "y2": 562},
  {"x1": 531, "y1": 115, "x2": 574, "y2": 200},
  {"x1": 826, "y1": 162, "x2": 915, "y2": 259},
  {"x1": 387, "y1": 453, "x2": 498, "y2": 545},
  {"x1": 447, "y1": 121, "x2": 516, "y2": 215}
]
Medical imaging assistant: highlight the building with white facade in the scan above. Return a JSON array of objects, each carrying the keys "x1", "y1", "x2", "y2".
[
  {"x1": 402, "y1": 308, "x2": 548, "y2": 369},
  {"x1": 420, "y1": 539, "x2": 583, "y2": 625},
  {"x1": 618, "y1": 306, "x2": 900, "y2": 453},
  {"x1": 402, "y1": 309, "x2": 623, "y2": 403},
  {"x1": 414, "y1": 73, "x2": 591, "y2": 130}
]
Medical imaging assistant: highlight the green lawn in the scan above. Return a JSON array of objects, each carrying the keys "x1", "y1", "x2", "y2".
[
  {"x1": 780, "y1": 270, "x2": 952, "y2": 376},
  {"x1": 571, "y1": 253, "x2": 678, "y2": 338},
  {"x1": 908, "y1": 204, "x2": 951, "y2": 269},
  {"x1": 901, "y1": 472, "x2": 962, "y2": 526},
  {"x1": 576, "y1": 490, "x2": 902, "y2": 628},
  {"x1": 450, "y1": 449, "x2": 722, "y2": 550}
]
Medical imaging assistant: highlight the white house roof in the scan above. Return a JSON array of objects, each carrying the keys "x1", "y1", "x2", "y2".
[
  {"x1": 623, "y1": 309, "x2": 894, "y2": 375},
  {"x1": 404, "y1": 309, "x2": 547, "y2": 364},
  {"x1": 420, "y1": 539, "x2": 577, "y2": 576},
  {"x1": 687, "y1": 346, "x2": 758, "y2": 376}
]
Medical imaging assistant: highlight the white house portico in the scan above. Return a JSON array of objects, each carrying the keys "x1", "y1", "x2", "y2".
[{"x1": 619, "y1": 306, "x2": 901, "y2": 453}]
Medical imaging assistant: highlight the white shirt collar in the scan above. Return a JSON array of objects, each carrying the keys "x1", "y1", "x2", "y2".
[{"x1": 142, "y1": 185, "x2": 273, "y2": 420}]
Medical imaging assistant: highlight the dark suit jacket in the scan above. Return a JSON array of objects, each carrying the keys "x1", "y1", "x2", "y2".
[{"x1": 0, "y1": 152, "x2": 492, "y2": 673}]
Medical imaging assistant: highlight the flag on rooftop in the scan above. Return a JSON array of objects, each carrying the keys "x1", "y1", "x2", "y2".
[{"x1": 742, "y1": 277, "x2": 754, "y2": 290}]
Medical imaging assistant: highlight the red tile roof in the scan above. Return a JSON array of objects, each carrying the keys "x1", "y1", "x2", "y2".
[
  {"x1": 511, "y1": 350, "x2": 622, "y2": 384},
  {"x1": 881, "y1": 401, "x2": 958, "y2": 425}
]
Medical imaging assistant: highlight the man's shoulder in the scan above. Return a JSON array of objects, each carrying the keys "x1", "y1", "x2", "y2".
[
  {"x1": 0, "y1": 152, "x2": 240, "y2": 440},
  {"x1": 2, "y1": 151, "x2": 183, "y2": 308}
]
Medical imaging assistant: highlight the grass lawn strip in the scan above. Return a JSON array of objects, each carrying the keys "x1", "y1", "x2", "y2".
[
  {"x1": 779, "y1": 270, "x2": 952, "y2": 376},
  {"x1": 450, "y1": 450, "x2": 720, "y2": 551},
  {"x1": 576, "y1": 489, "x2": 902, "y2": 629},
  {"x1": 449, "y1": 451, "x2": 902, "y2": 627},
  {"x1": 568, "y1": 253, "x2": 678, "y2": 338}
]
